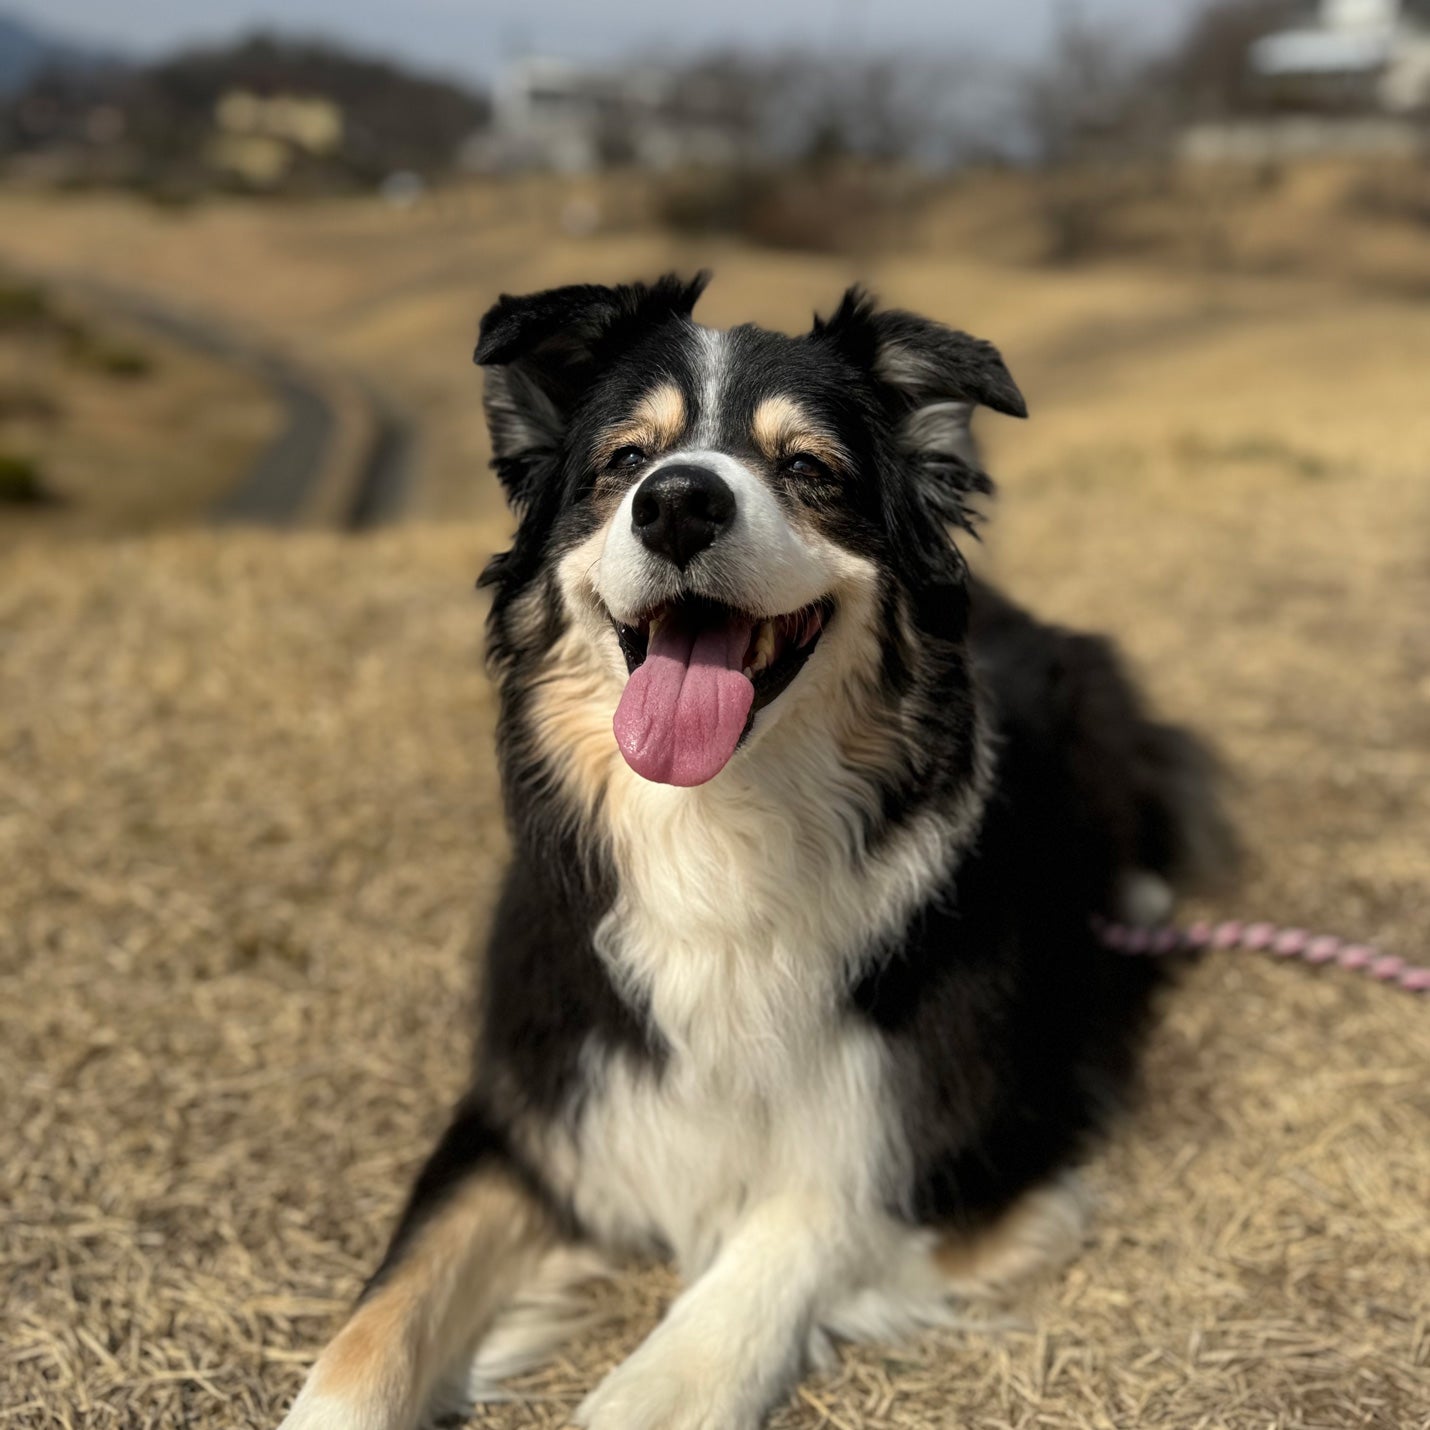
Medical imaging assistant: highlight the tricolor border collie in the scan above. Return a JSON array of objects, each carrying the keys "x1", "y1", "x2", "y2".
[{"x1": 280, "y1": 273, "x2": 1232, "y2": 1430}]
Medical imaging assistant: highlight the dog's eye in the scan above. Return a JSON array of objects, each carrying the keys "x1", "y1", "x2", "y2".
[
  {"x1": 782, "y1": 453, "x2": 830, "y2": 480},
  {"x1": 606, "y1": 445, "x2": 647, "y2": 472}
]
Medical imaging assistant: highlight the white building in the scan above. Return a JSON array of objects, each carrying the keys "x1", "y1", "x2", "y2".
[
  {"x1": 464, "y1": 58, "x2": 745, "y2": 174},
  {"x1": 1251, "y1": 0, "x2": 1430, "y2": 112}
]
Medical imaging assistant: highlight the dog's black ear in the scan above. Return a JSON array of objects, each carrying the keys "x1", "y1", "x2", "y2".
[
  {"x1": 813, "y1": 286, "x2": 1025, "y2": 533},
  {"x1": 475, "y1": 272, "x2": 710, "y2": 508}
]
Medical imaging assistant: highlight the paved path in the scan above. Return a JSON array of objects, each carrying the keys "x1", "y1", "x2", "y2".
[{"x1": 60, "y1": 275, "x2": 413, "y2": 527}]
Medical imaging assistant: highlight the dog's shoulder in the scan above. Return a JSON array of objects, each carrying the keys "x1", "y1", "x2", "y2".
[{"x1": 968, "y1": 575, "x2": 1234, "y2": 894}]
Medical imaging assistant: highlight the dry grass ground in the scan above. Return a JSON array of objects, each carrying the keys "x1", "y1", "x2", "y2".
[
  {"x1": 0, "y1": 282, "x2": 276, "y2": 546},
  {"x1": 1, "y1": 184, "x2": 1428, "y2": 1428}
]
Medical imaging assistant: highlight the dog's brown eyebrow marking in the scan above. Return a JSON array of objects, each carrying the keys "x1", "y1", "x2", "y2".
[
  {"x1": 592, "y1": 383, "x2": 687, "y2": 467},
  {"x1": 750, "y1": 395, "x2": 846, "y2": 469}
]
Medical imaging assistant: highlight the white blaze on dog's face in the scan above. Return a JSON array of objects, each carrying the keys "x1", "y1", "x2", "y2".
[{"x1": 475, "y1": 274, "x2": 1026, "y2": 790}]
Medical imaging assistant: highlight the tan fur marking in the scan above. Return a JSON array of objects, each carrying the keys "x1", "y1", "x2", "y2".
[
  {"x1": 934, "y1": 1177, "x2": 1087, "y2": 1299},
  {"x1": 750, "y1": 395, "x2": 846, "y2": 470},
  {"x1": 593, "y1": 383, "x2": 687, "y2": 469},
  {"x1": 311, "y1": 1286, "x2": 413, "y2": 1398},
  {"x1": 304, "y1": 1172, "x2": 552, "y2": 1414},
  {"x1": 528, "y1": 628, "x2": 625, "y2": 821}
]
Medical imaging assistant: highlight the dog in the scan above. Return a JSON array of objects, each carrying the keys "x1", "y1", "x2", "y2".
[{"x1": 278, "y1": 273, "x2": 1232, "y2": 1430}]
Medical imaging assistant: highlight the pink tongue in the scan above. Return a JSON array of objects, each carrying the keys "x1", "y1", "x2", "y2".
[{"x1": 613, "y1": 615, "x2": 755, "y2": 786}]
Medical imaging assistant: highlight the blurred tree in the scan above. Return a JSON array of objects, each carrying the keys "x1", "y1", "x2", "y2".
[
  {"x1": 0, "y1": 31, "x2": 491, "y2": 192},
  {"x1": 1154, "y1": 0, "x2": 1301, "y2": 117},
  {"x1": 1018, "y1": 13, "x2": 1171, "y2": 165}
]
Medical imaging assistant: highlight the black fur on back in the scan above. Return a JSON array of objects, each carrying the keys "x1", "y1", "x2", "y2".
[{"x1": 858, "y1": 578, "x2": 1234, "y2": 1226}]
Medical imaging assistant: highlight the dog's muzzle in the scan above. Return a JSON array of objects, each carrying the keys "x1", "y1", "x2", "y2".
[{"x1": 592, "y1": 450, "x2": 840, "y2": 789}]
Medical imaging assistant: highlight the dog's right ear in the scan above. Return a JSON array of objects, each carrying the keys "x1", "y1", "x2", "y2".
[{"x1": 475, "y1": 273, "x2": 709, "y2": 509}]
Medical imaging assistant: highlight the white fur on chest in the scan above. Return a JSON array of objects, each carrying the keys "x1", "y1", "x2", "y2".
[
  {"x1": 522, "y1": 542, "x2": 992, "y2": 1277},
  {"x1": 556, "y1": 755, "x2": 962, "y2": 1272},
  {"x1": 569, "y1": 1018, "x2": 895, "y2": 1276},
  {"x1": 598, "y1": 723, "x2": 961, "y2": 1071}
]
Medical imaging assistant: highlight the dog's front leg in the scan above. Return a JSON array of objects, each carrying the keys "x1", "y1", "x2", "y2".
[
  {"x1": 575, "y1": 1193, "x2": 851, "y2": 1430},
  {"x1": 279, "y1": 1111, "x2": 556, "y2": 1430}
]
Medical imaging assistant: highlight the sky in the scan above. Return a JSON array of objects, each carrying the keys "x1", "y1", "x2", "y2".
[{"x1": 21, "y1": 0, "x2": 1212, "y2": 86}]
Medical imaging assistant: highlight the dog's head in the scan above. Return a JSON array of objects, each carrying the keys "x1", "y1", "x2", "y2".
[{"x1": 476, "y1": 273, "x2": 1023, "y2": 797}]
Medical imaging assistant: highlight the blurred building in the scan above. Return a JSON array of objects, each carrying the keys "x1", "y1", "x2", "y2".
[
  {"x1": 1181, "y1": 0, "x2": 1430, "y2": 162},
  {"x1": 466, "y1": 58, "x2": 745, "y2": 173},
  {"x1": 1251, "y1": 0, "x2": 1430, "y2": 112},
  {"x1": 208, "y1": 90, "x2": 344, "y2": 187}
]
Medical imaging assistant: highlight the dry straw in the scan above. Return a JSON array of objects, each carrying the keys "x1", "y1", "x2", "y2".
[{"x1": 2, "y1": 522, "x2": 1426, "y2": 1429}]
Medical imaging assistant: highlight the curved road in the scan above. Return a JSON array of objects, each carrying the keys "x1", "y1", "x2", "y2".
[{"x1": 59, "y1": 275, "x2": 414, "y2": 529}]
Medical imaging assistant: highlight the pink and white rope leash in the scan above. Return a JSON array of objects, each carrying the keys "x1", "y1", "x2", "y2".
[{"x1": 1091, "y1": 916, "x2": 1430, "y2": 996}]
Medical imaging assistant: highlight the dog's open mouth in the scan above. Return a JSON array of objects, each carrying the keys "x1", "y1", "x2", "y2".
[{"x1": 610, "y1": 595, "x2": 832, "y2": 787}]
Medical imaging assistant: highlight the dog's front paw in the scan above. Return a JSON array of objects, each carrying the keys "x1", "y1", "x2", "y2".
[{"x1": 572, "y1": 1333, "x2": 762, "y2": 1430}]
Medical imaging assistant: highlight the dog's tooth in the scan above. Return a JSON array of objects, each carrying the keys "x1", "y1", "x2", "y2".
[
  {"x1": 753, "y1": 620, "x2": 776, "y2": 673},
  {"x1": 647, "y1": 612, "x2": 664, "y2": 643}
]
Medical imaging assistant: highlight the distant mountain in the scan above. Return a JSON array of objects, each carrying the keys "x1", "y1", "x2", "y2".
[
  {"x1": 0, "y1": 26, "x2": 490, "y2": 193},
  {"x1": 0, "y1": 9, "x2": 117, "y2": 96},
  {"x1": 135, "y1": 33, "x2": 491, "y2": 179}
]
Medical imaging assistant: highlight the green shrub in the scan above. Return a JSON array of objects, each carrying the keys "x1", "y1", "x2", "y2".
[
  {"x1": 64, "y1": 331, "x2": 155, "y2": 379},
  {"x1": 0, "y1": 283, "x2": 53, "y2": 330},
  {"x1": 0, "y1": 451, "x2": 57, "y2": 505},
  {"x1": 655, "y1": 165, "x2": 916, "y2": 255}
]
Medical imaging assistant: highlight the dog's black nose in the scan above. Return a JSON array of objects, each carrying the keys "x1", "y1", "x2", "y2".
[{"x1": 631, "y1": 464, "x2": 735, "y2": 568}]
